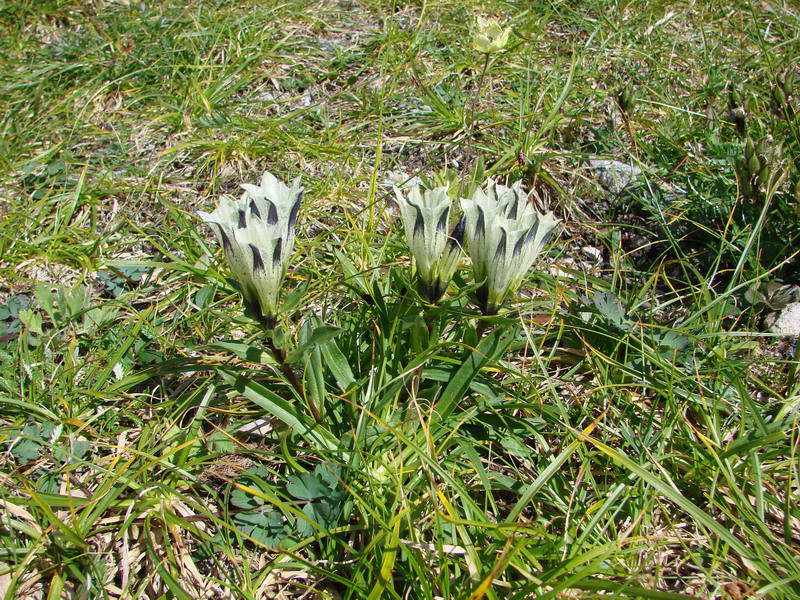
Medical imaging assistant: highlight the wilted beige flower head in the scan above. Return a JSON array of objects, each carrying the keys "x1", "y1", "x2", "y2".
[
  {"x1": 473, "y1": 16, "x2": 511, "y2": 54},
  {"x1": 199, "y1": 171, "x2": 302, "y2": 327}
]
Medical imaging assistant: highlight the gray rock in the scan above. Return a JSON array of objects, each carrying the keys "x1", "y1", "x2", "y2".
[
  {"x1": 589, "y1": 158, "x2": 643, "y2": 194},
  {"x1": 770, "y1": 301, "x2": 800, "y2": 336}
]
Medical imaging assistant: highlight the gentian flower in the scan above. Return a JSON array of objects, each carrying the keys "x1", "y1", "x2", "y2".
[
  {"x1": 473, "y1": 16, "x2": 511, "y2": 54},
  {"x1": 394, "y1": 185, "x2": 466, "y2": 303},
  {"x1": 199, "y1": 171, "x2": 302, "y2": 327},
  {"x1": 461, "y1": 179, "x2": 558, "y2": 314}
]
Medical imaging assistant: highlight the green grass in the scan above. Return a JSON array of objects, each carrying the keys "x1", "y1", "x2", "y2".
[{"x1": 1, "y1": 0, "x2": 800, "y2": 598}]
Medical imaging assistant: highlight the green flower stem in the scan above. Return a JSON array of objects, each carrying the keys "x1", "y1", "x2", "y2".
[
  {"x1": 621, "y1": 109, "x2": 639, "y2": 158},
  {"x1": 467, "y1": 54, "x2": 491, "y2": 135},
  {"x1": 423, "y1": 307, "x2": 435, "y2": 335},
  {"x1": 475, "y1": 318, "x2": 490, "y2": 342},
  {"x1": 263, "y1": 328, "x2": 323, "y2": 424},
  {"x1": 787, "y1": 339, "x2": 800, "y2": 395}
]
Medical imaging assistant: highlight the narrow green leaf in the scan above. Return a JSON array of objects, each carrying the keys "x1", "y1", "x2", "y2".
[
  {"x1": 306, "y1": 345, "x2": 326, "y2": 418},
  {"x1": 26, "y1": 489, "x2": 86, "y2": 548},
  {"x1": 286, "y1": 325, "x2": 342, "y2": 363},
  {"x1": 572, "y1": 577, "x2": 699, "y2": 599},
  {"x1": 580, "y1": 431, "x2": 783, "y2": 584},
  {"x1": 719, "y1": 430, "x2": 785, "y2": 459},
  {"x1": 435, "y1": 327, "x2": 514, "y2": 420},
  {"x1": 319, "y1": 337, "x2": 356, "y2": 392},
  {"x1": 204, "y1": 341, "x2": 272, "y2": 364},
  {"x1": 508, "y1": 438, "x2": 583, "y2": 521},
  {"x1": 90, "y1": 308, "x2": 151, "y2": 390},
  {"x1": 219, "y1": 370, "x2": 338, "y2": 451}
]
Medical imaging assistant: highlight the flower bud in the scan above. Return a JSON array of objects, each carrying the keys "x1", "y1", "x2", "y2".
[
  {"x1": 744, "y1": 136, "x2": 756, "y2": 162},
  {"x1": 473, "y1": 16, "x2": 511, "y2": 54},
  {"x1": 616, "y1": 84, "x2": 635, "y2": 115},
  {"x1": 748, "y1": 153, "x2": 761, "y2": 176},
  {"x1": 728, "y1": 86, "x2": 741, "y2": 109}
]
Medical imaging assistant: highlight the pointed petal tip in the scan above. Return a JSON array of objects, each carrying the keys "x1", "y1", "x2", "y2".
[
  {"x1": 241, "y1": 183, "x2": 263, "y2": 198},
  {"x1": 261, "y1": 170, "x2": 277, "y2": 186}
]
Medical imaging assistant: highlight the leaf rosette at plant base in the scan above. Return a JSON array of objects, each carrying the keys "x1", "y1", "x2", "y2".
[
  {"x1": 461, "y1": 179, "x2": 558, "y2": 314},
  {"x1": 199, "y1": 171, "x2": 302, "y2": 327}
]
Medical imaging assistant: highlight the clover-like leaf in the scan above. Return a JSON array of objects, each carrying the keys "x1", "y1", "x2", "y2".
[
  {"x1": 593, "y1": 291, "x2": 627, "y2": 328},
  {"x1": 234, "y1": 509, "x2": 286, "y2": 546},
  {"x1": 657, "y1": 330, "x2": 689, "y2": 351},
  {"x1": 286, "y1": 471, "x2": 331, "y2": 500},
  {"x1": 314, "y1": 462, "x2": 342, "y2": 490},
  {"x1": 231, "y1": 487, "x2": 264, "y2": 510},
  {"x1": 12, "y1": 437, "x2": 41, "y2": 464}
]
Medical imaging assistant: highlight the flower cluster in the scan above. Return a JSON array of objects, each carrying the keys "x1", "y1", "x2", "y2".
[
  {"x1": 395, "y1": 179, "x2": 558, "y2": 314},
  {"x1": 198, "y1": 171, "x2": 302, "y2": 328},
  {"x1": 462, "y1": 180, "x2": 558, "y2": 314},
  {"x1": 200, "y1": 170, "x2": 557, "y2": 326}
]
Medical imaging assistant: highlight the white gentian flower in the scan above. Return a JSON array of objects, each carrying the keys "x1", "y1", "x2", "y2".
[
  {"x1": 473, "y1": 16, "x2": 511, "y2": 54},
  {"x1": 199, "y1": 171, "x2": 302, "y2": 327},
  {"x1": 461, "y1": 179, "x2": 558, "y2": 314},
  {"x1": 394, "y1": 185, "x2": 466, "y2": 303}
]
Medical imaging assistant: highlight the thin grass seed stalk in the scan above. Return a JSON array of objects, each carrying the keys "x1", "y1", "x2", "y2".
[
  {"x1": 461, "y1": 179, "x2": 558, "y2": 314},
  {"x1": 199, "y1": 171, "x2": 302, "y2": 327},
  {"x1": 394, "y1": 184, "x2": 466, "y2": 303}
]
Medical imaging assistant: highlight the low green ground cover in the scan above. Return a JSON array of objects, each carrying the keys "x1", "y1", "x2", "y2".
[{"x1": 1, "y1": 1, "x2": 799, "y2": 598}]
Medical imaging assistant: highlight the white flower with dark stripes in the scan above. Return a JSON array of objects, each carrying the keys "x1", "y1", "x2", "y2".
[
  {"x1": 199, "y1": 171, "x2": 302, "y2": 327},
  {"x1": 394, "y1": 185, "x2": 466, "y2": 303},
  {"x1": 461, "y1": 179, "x2": 558, "y2": 314}
]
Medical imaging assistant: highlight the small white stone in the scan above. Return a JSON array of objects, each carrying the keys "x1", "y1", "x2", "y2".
[
  {"x1": 581, "y1": 245, "x2": 603, "y2": 263},
  {"x1": 236, "y1": 419, "x2": 274, "y2": 437},
  {"x1": 383, "y1": 171, "x2": 422, "y2": 190},
  {"x1": 550, "y1": 257, "x2": 579, "y2": 278},
  {"x1": 770, "y1": 302, "x2": 800, "y2": 336}
]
